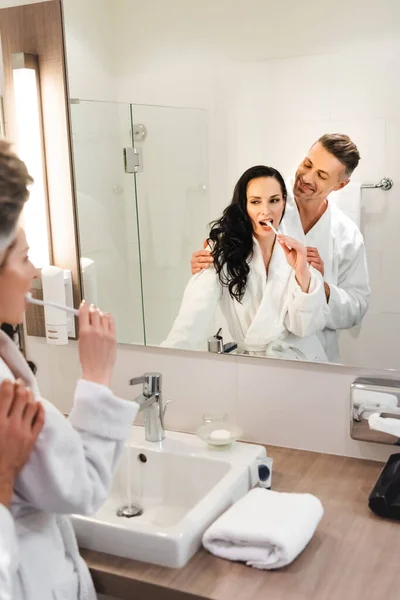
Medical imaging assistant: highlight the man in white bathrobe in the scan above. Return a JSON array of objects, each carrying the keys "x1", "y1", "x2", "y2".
[{"x1": 191, "y1": 133, "x2": 370, "y2": 362}]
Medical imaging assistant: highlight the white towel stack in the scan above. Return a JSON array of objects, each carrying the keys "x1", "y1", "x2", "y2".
[{"x1": 202, "y1": 487, "x2": 323, "y2": 570}]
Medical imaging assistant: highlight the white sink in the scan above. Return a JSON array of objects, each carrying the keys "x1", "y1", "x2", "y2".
[{"x1": 72, "y1": 426, "x2": 266, "y2": 568}]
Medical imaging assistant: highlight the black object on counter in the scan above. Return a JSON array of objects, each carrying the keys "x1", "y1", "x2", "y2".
[{"x1": 369, "y1": 453, "x2": 400, "y2": 520}]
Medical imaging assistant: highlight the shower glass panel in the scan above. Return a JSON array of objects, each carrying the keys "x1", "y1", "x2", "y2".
[
  {"x1": 70, "y1": 99, "x2": 145, "y2": 345},
  {"x1": 130, "y1": 104, "x2": 210, "y2": 346}
]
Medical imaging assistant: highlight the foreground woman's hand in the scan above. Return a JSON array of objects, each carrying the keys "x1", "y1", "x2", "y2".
[
  {"x1": 0, "y1": 380, "x2": 44, "y2": 507},
  {"x1": 277, "y1": 235, "x2": 311, "y2": 293},
  {"x1": 78, "y1": 301, "x2": 117, "y2": 387}
]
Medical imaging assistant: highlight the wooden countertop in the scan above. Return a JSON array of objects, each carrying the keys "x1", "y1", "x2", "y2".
[{"x1": 81, "y1": 446, "x2": 400, "y2": 600}]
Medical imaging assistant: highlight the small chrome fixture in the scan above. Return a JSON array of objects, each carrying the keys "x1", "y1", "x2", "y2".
[
  {"x1": 117, "y1": 504, "x2": 143, "y2": 518},
  {"x1": 132, "y1": 123, "x2": 147, "y2": 142},
  {"x1": 208, "y1": 328, "x2": 237, "y2": 354},
  {"x1": 123, "y1": 146, "x2": 142, "y2": 173},
  {"x1": 361, "y1": 177, "x2": 393, "y2": 191},
  {"x1": 130, "y1": 372, "x2": 170, "y2": 442}
]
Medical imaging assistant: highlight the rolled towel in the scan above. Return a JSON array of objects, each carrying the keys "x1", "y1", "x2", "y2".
[{"x1": 202, "y1": 487, "x2": 323, "y2": 569}]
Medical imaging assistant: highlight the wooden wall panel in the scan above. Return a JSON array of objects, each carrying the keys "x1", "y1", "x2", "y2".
[{"x1": 0, "y1": 0, "x2": 81, "y2": 337}]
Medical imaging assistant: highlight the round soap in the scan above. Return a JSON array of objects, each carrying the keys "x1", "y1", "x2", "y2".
[{"x1": 208, "y1": 428, "x2": 231, "y2": 442}]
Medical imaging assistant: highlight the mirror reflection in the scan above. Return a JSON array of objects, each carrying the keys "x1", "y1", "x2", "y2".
[
  {"x1": 61, "y1": 0, "x2": 399, "y2": 370},
  {"x1": 162, "y1": 137, "x2": 369, "y2": 363},
  {"x1": 71, "y1": 100, "x2": 209, "y2": 346},
  {"x1": 162, "y1": 164, "x2": 330, "y2": 361}
]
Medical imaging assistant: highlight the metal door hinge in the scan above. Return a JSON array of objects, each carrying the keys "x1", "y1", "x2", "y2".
[{"x1": 123, "y1": 147, "x2": 142, "y2": 173}]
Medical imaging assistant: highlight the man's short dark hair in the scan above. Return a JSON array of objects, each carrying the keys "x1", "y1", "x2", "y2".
[{"x1": 317, "y1": 133, "x2": 361, "y2": 177}]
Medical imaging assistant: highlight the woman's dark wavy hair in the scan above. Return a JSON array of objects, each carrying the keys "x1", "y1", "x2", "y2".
[{"x1": 208, "y1": 165, "x2": 287, "y2": 302}]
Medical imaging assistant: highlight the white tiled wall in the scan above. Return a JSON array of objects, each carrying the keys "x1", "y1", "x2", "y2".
[{"x1": 25, "y1": 335, "x2": 396, "y2": 463}]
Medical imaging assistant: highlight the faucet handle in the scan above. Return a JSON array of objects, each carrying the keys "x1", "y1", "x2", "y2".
[
  {"x1": 129, "y1": 375, "x2": 145, "y2": 387},
  {"x1": 129, "y1": 372, "x2": 162, "y2": 395}
]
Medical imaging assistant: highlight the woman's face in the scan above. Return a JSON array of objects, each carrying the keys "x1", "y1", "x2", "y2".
[
  {"x1": 246, "y1": 177, "x2": 285, "y2": 239},
  {"x1": 0, "y1": 228, "x2": 37, "y2": 324}
]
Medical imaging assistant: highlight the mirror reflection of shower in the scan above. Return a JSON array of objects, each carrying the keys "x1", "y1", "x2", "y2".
[
  {"x1": 71, "y1": 101, "x2": 209, "y2": 347},
  {"x1": 71, "y1": 100, "x2": 145, "y2": 345},
  {"x1": 130, "y1": 104, "x2": 210, "y2": 346}
]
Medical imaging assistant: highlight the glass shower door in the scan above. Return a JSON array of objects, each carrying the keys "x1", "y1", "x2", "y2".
[
  {"x1": 130, "y1": 104, "x2": 210, "y2": 346},
  {"x1": 70, "y1": 99, "x2": 145, "y2": 345}
]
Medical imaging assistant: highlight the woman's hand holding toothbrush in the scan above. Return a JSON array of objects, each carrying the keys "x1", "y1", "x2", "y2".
[
  {"x1": 78, "y1": 301, "x2": 117, "y2": 388},
  {"x1": 278, "y1": 235, "x2": 311, "y2": 293}
]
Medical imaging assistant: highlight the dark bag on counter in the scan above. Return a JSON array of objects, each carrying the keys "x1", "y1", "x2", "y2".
[{"x1": 369, "y1": 453, "x2": 400, "y2": 520}]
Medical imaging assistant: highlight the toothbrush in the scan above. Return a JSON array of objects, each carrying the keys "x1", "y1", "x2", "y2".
[
  {"x1": 25, "y1": 292, "x2": 79, "y2": 317},
  {"x1": 266, "y1": 220, "x2": 279, "y2": 236},
  {"x1": 266, "y1": 220, "x2": 292, "y2": 250}
]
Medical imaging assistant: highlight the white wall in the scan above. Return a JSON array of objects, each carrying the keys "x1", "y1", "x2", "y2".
[
  {"x1": 62, "y1": 0, "x2": 119, "y2": 102},
  {"x1": 25, "y1": 333, "x2": 396, "y2": 462}
]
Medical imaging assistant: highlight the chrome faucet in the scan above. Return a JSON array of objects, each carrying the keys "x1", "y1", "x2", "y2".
[{"x1": 129, "y1": 372, "x2": 169, "y2": 442}]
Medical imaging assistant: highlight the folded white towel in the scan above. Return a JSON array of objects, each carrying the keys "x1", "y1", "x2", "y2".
[{"x1": 202, "y1": 487, "x2": 324, "y2": 570}]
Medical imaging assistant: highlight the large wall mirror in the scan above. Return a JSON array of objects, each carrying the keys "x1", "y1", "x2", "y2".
[
  {"x1": 64, "y1": 0, "x2": 399, "y2": 370},
  {"x1": 2, "y1": 0, "x2": 400, "y2": 372}
]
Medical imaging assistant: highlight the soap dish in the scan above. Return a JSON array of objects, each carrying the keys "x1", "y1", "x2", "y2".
[{"x1": 196, "y1": 422, "x2": 242, "y2": 447}]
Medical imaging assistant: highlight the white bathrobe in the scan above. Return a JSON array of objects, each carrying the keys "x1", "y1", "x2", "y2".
[
  {"x1": 0, "y1": 504, "x2": 17, "y2": 600},
  {"x1": 162, "y1": 238, "x2": 328, "y2": 361},
  {"x1": 282, "y1": 186, "x2": 370, "y2": 362},
  {"x1": 0, "y1": 331, "x2": 139, "y2": 600}
]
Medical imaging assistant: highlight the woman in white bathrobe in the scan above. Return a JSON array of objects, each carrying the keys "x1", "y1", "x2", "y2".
[
  {"x1": 0, "y1": 380, "x2": 44, "y2": 600},
  {"x1": 162, "y1": 166, "x2": 328, "y2": 361},
  {"x1": 0, "y1": 227, "x2": 139, "y2": 600}
]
